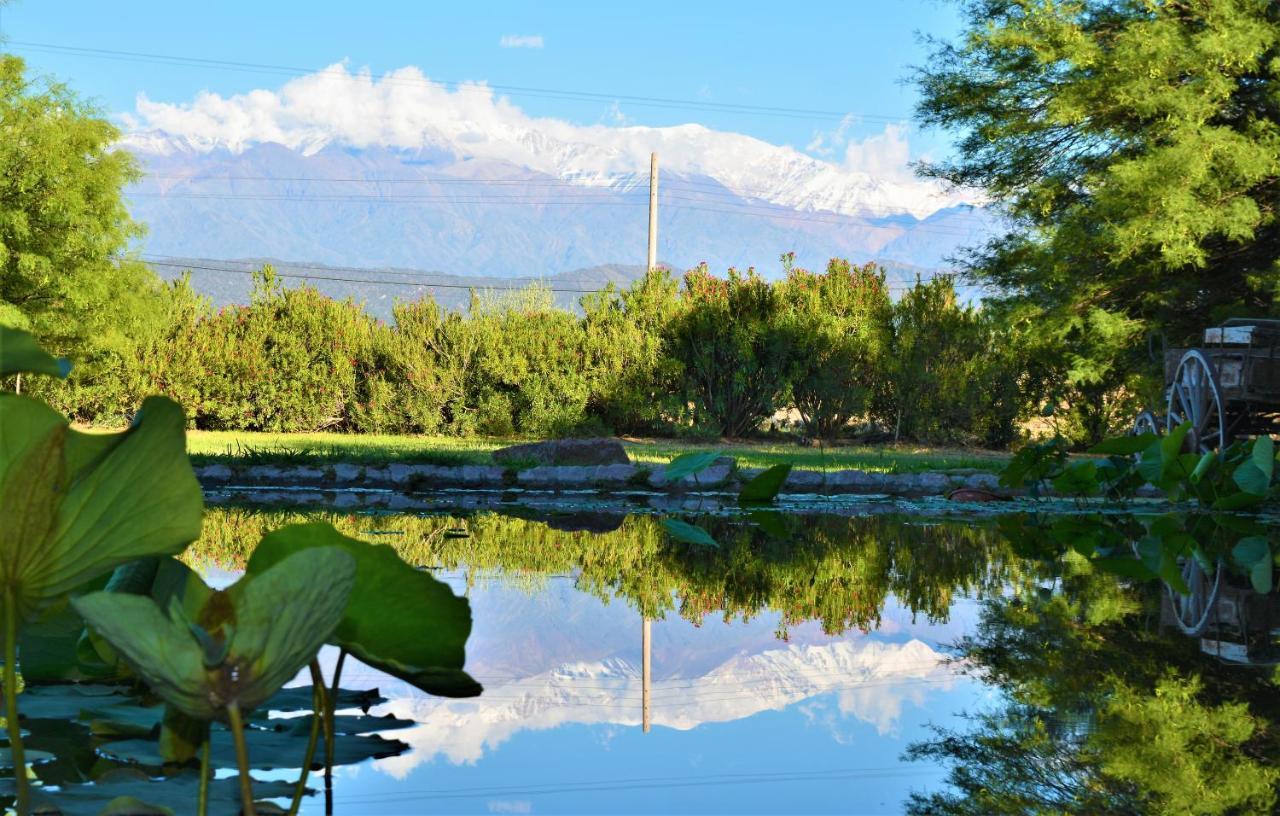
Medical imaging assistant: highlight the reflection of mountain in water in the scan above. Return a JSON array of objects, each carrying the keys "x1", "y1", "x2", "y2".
[
  {"x1": 321, "y1": 574, "x2": 968, "y2": 776},
  {"x1": 373, "y1": 638, "x2": 955, "y2": 774}
]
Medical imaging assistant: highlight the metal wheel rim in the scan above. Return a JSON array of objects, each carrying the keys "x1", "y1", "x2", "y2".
[
  {"x1": 1166, "y1": 350, "x2": 1227, "y2": 453},
  {"x1": 1168, "y1": 558, "x2": 1222, "y2": 637},
  {"x1": 1132, "y1": 410, "x2": 1161, "y2": 437}
]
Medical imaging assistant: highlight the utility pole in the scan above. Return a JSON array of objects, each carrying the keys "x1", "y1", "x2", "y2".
[
  {"x1": 642, "y1": 616, "x2": 652, "y2": 733},
  {"x1": 646, "y1": 153, "x2": 658, "y2": 271}
]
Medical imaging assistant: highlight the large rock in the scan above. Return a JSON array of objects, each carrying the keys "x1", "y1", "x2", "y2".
[{"x1": 493, "y1": 438, "x2": 630, "y2": 467}]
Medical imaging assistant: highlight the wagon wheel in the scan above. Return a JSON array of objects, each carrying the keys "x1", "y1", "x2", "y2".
[
  {"x1": 1132, "y1": 410, "x2": 1162, "y2": 437},
  {"x1": 1166, "y1": 350, "x2": 1228, "y2": 453},
  {"x1": 1166, "y1": 558, "x2": 1223, "y2": 637}
]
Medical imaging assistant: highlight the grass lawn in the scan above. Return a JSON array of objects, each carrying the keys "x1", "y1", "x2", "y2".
[{"x1": 187, "y1": 430, "x2": 1010, "y2": 474}]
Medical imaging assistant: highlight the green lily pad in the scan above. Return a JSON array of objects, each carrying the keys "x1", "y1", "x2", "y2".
[
  {"x1": 664, "y1": 451, "x2": 724, "y2": 482},
  {"x1": 0, "y1": 395, "x2": 203, "y2": 625},
  {"x1": 0, "y1": 747, "x2": 55, "y2": 768},
  {"x1": 267, "y1": 685, "x2": 385, "y2": 713},
  {"x1": 739, "y1": 464, "x2": 792, "y2": 504},
  {"x1": 245, "y1": 523, "x2": 481, "y2": 698},
  {"x1": 20, "y1": 768, "x2": 299, "y2": 816},
  {"x1": 661, "y1": 518, "x2": 719, "y2": 548},
  {"x1": 0, "y1": 326, "x2": 70, "y2": 379},
  {"x1": 74, "y1": 547, "x2": 356, "y2": 720},
  {"x1": 99, "y1": 720, "x2": 407, "y2": 769}
]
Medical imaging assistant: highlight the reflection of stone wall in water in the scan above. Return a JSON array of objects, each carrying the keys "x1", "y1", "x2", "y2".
[{"x1": 189, "y1": 507, "x2": 1014, "y2": 637}]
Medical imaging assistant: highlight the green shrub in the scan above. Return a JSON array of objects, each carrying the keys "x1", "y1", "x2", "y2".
[
  {"x1": 668, "y1": 265, "x2": 796, "y2": 438},
  {"x1": 169, "y1": 268, "x2": 375, "y2": 432},
  {"x1": 581, "y1": 269, "x2": 683, "y2": 434},
  {"x1": 779, "y1": 256, "x2": 892, "y2": 441},
  {"x1": 877, "y1": 276, "x2": 1025, "y2": 447}
]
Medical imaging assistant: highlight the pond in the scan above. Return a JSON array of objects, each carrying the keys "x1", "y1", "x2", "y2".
[{"x1": 6, "y1": 497, "x2": 1280, "y2": 815}]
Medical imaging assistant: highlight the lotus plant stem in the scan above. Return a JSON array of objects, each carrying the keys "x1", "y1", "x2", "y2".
[
  {"x1": 4, "y1": 587, "x2": 29, "y2": 816},
  {"x1": 226, "y1": 701, "x2": 257, "y2": 816},
  {"x1": 324, "y1": 649, "x2": 346, "y2": 816},
  {"x1": 197, "y1": 735, "x2": 211, "y2": 816},
  {"x1": 288, "y1": 661, "x2": 329, "y2": 816}
]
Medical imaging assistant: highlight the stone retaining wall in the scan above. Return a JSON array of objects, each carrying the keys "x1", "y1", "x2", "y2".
[{"x1": 193, "y1": 461, "x2": 1002, "y2": 497}]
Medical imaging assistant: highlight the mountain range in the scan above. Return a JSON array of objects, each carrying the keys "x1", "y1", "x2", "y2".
[{"x1": 120, "y1": 72, "x2": 998, "y2": 310}]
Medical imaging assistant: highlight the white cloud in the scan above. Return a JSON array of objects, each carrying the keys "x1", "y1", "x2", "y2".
[
  {"x1": 841, "y1": 123, "x2": 919, "y2": 188},
  {"x1": 121, "y1": 63, "x2": 977, "y2": 218},
  {"x1": 499, "y1": 34, "x2": 544, "y2": 49}
]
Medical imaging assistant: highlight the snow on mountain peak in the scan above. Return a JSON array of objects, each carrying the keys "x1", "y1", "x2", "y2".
[{"x1": 119, "y1": 62, "x2": 975, "y2": 219}]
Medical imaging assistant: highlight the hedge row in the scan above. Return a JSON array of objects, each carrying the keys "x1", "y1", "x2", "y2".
[{"x1": 39, "y1": 260, "x2": 1031, "y2": 446}]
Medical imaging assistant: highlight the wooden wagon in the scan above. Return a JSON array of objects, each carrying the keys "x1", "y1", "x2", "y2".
[{"x1": 1133, "y1": 318, "x2": 1280, "y2": 452}]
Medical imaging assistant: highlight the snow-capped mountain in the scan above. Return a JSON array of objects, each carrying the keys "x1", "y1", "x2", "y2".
[
  {"x1": 370, "y1": 638, "x2": 960, "y2": 774},
  {"x1": 119, "y1": 63, "x2": 996, "y2": 285}
]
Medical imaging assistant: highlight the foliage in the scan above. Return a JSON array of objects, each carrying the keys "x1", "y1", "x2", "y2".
[
  {"x1": 778, "y1": 256, "x2": 892, "y2": 440},
  {"x1": 73, "y1": 548, "x2": 355, "y2": 721},
  {"x1": 244, "y1": 523, "x2": 480, "y2": 697},
  {"x1": 41, "y1": 256, "x2": 1037, "y2": 447},
  {"x1": 999, "y1": 427, "x2": 1280, "y2": 593},
  {"x1": 669, "y1": 264, "x2": 796, "y2": 437},
  {"x1": 915, "y1": 0, "x2": 1280, "y2": 439},
  {"x1": 580, "y1": 269, "x2": 683, "y2": 434},
  {"x1": 906, "y1": 573, "x2": 1280, "y2": 816},
  {"x1": 878, "y1": 276, "x2": 1025, "y2": 447},
  {"x1": 1, "y1": 329, "x2": 479, "y2": 816}
]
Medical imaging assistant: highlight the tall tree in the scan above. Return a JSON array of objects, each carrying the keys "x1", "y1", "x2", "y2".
[
  {"x1": 0, "y1": 53, "x2": 170, "y2": 416},
  {"x1": 0, "y1": 53, "x2": 152, "y2": 349},
  {"x1": 916, "y1": 0, "x2": 1280, "y2": 436}
]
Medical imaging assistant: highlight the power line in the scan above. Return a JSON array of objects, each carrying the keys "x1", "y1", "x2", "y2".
[
  {"x1": 140, "y1": 257, "x2": 959, "y2": 293},
  {"x1": 9, "y1": 40, "x2": 914, "y2": 123},
  {"x1": 126, "y1": 191, "x2": 979, "y2": 237},
  {"x1": 140, "y1": 172, "x2": 972, "y2": 220},
  {"x1": 140, "y1": 259, "x2": 610, "y2": 294},
  {"x1": 332, "y1": 766, "x2": 937, "y2": 805}
]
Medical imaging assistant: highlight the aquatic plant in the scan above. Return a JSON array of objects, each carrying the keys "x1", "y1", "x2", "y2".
[
  {"x1": 1, "y1": 327, "x2": 203, "y2": 813},
  {"x1": 999, "y1": 426, "x2": 1280, "y2": 594},
  {"x1": 74, "y1": 547, "x2": 356, "y2": 816}
]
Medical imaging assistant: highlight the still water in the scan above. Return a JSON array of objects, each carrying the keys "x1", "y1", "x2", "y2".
[{"x1": 9, "y1": 500, "x2": 1280, "y2": 814}]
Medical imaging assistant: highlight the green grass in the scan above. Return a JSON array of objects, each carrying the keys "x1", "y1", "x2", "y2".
[{"x1": 187, "y1": 430, "x2": 1009, "y2": 474}]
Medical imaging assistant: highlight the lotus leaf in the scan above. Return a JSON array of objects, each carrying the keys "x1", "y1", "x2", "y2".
[
  {"x1": 661, "y1": 518, "x2": 719, "y2": 547},
  {"x1": 739, "y1": 464, "x2": 792, "y2": 504},
  {"x1": 17, "y1": 769, "x2": 299, "y2": 816},
  {"x1": 244, "y1": 523, "x2": 480, "y2": 698},
  {"x1": 99, "y1": 723, "x2": 407, "y2": 769},
  {"x1": 73, "y1": 548, "x2": 356, "y2": 720},
  {"x1": 664, "y1": 451, "x2": 724, "y2": 482},
  {"x1": 0, "y1": 395, "x2": 203, "y2": 624},
  {"x1": 0, "y1": 326, "x2": 70, "y2": 379}
]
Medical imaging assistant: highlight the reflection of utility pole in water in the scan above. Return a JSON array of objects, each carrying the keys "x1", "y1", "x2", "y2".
[{"x1": 642, "y1": 616, "x2": 652, "y2": 733}]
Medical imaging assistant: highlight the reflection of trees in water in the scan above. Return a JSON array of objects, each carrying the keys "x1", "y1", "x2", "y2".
[
  {"x1": 190, "y1": 508, "x2": 1015, "y2": 636},
  {"x1": 906, "y1": 567, "x2": 1280, "y2": 815}
]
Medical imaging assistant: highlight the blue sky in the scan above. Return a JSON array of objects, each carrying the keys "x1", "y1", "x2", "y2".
[{"x1": 1, "y1": 0, "x2": 963, "y2": 160}]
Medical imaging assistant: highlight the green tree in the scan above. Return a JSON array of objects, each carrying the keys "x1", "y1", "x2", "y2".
[
  {"x1": 670, "y1": 264, "x2": 794, "y2": 437},
  {"x1": 0, "y1": 54, "x2": 155, "y2": 377},
  {"x1": 779, "y1": 256, "x2": 892, "y2": 441},
  {"x1": 916, "y1": 0, "x2": 1280, "y2": 438},
  {"x1": 907, "y1": 572, "x2": 1280, "y2": 815}
]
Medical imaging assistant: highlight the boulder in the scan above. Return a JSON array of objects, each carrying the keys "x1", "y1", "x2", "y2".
[{"x1": 493, "y1": 438, "x2": 630, "y2": 467}]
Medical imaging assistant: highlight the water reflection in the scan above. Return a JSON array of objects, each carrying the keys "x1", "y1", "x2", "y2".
[
  {"x1": 9, "y1": 501, "x2": 1278, "y2": 814},
  {"x1": 186, "y1": 507, "x2": 1003, "y2": 813}
]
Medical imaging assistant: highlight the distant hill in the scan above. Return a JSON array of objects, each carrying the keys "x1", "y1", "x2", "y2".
[
  {"x1": 124, "y1": 140, "x2": 999, "y2": 287},
  {"x1": 148, "y1": 256, "x2": 970, "y2": 320}
]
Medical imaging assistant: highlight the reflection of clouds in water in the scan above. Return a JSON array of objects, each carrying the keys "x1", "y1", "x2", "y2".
[{"x1": 370, "y1": 638, "x2": 958, "y2": 779}]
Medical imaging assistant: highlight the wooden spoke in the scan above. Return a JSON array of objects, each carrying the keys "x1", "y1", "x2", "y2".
[{"x1": 1166, "y1": 350, "x2": 1227, "y2": 453}]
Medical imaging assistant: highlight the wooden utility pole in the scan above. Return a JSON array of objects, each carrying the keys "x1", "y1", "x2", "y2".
[
  {"x1": 642, "y1": 616, "x2": 652, "y2": 733},
  {"x1": 646, "y1": 153, "x2": 658, "y2": 271}
]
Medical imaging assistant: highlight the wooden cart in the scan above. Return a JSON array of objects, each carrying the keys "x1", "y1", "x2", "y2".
[{"x1": 1135, "y1": 318, "x2": 1280, "y2": 452}]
